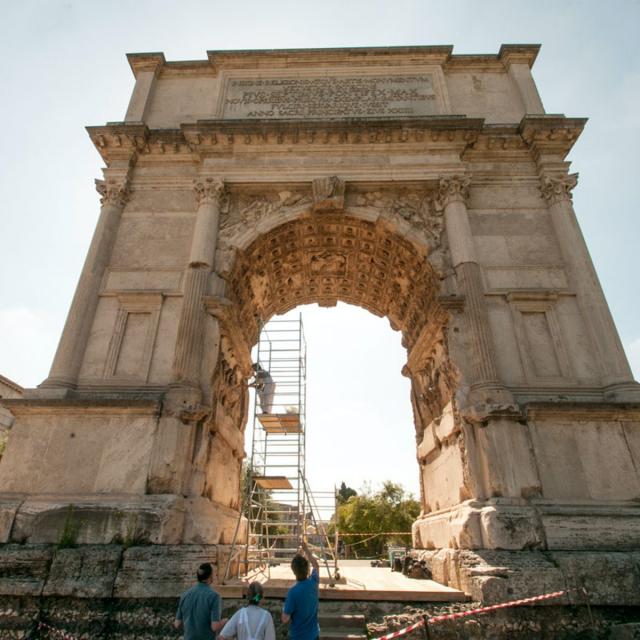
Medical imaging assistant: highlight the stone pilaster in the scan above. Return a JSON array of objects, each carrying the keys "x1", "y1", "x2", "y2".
[
  {"x1": 438, "y1": 177, "x2": 506, "y2": 396},
  {"x1": 540, "y1": 173, "x2": 634, "y2": 387},
  {"x1": 172, "y1": 178, "x2": 226, "y2": 388},
  {"x1": 42, "y1": 178, "x2": 130, "y2": 389}
]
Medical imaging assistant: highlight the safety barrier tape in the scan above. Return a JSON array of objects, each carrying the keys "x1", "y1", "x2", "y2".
[
  {"x1": 371, "y1": 589, "x2": 568, "y2": 640},
  {"x1": 38, "y1": 621, "x2": 78, "y2": 640},
  {"x1": 338, "y1": 532, "x2": 412, "y2": 536},
  {"x1": 372, "y1": 618, "x2": 425, "y2": 640}
]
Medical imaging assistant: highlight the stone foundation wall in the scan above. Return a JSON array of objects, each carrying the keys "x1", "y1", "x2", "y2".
[
  {"x1": 1, "y1": 596, "x2": 639, "y2": 639},
  {"x1": 0, "y1": 544, "x2": 639, "y2": 638},
  {"x1": 410, "y1": 548, "x2": 640, "y2": 606}
]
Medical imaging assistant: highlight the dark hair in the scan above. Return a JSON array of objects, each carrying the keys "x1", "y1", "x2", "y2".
[
  {"x1": 197, "y1": 563, "x2": 213, "y2": 582},
  {"x1": 247, "y1": 581, "x2": 264, "y2": 605},
  {"x1": 291, "y1": 555, "x2": 309, "y2": 581}
]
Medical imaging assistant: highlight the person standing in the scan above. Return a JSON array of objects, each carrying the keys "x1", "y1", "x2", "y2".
[
  {"x1": 281, "y1": 541, "x2": 320, "y2": 640},
  {"x1": 219, "y1": 582, "x2": 275, "y2": 640},
  {"x1": 175, "y1": 563, "x2": 228, "y2": 639}
]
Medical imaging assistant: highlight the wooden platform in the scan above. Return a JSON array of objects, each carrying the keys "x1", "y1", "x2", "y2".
[
  {"x1": 219, "y1": 560, "x2": 469, "y2": 602},
  {"x1": 258, "y1": 413, "x2": 302, "y2": 433},
  {"x1": 254, "y1": 475, "x2": 293, "y2": 490}
]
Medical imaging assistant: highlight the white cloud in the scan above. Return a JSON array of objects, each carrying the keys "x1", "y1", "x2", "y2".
[
  {"x1": 0, "y1": 307, "x2": 58, "y2": 388},
  {"x1": 627, "y1": 338, "x2": 640, "y2": 382}
]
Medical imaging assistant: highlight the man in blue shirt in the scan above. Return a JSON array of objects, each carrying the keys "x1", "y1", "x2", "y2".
[
  {"x1": 175, "y1": 563, "x2": 228, "y2": 639},
  {"x1": 281, "y1": 542, "x2": 320, "y2": 640}
]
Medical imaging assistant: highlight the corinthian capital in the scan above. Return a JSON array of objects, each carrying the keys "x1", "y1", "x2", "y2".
[
  {"x1": 95, "y1": 178, "x2": 130, "y2": 208},
  {"x1": 540, "y1": 173, "x2": 578, "y2": 205},
  {"x1": 436, "y1": 176, "x2": 470, "y2": 210},
  {"x1": 194, "y1": 177, "x2": 226, "y2": 207}
]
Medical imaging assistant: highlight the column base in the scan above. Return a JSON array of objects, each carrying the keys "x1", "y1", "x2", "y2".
[
  {"x1": 603, "y1": 380, "x2": 640, "y2": 401},
  {"x1": 411, "y1": 547, "x2": 640, "y2": 605},
  {"x1": 0, "y1": 492, "x2": 244, "y2": 545},
  {"x1": 413, "y1": 499, "x2": 640, "y2": 551}
]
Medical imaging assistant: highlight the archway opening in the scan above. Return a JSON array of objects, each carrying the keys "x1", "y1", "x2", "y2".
[{"x1": 210, "y1": 212, "x2": 461, "y2": 553}]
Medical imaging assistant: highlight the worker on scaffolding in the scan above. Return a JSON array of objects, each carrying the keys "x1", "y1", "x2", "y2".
[{"x1": 253, "y1": 363, "x2": 275, "y2": 414}]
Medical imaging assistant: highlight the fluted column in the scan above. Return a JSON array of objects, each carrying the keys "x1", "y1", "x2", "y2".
[
  {"x1": 439, "y1": 176, "x2": 505, "y2": 393},
  {"x1": 541, "y1": 174, "x2": 633, "y2": 385},
  {"x1": 172, "y1": 178, "x2": 225, "y2": 387},
  {"x1": 43, "y1": 179, "x2": 129, "y2": 388}
]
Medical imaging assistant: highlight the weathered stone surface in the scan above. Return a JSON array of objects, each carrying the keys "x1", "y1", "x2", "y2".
[
  {"x1": 549, "y1": 551, "x2": 640, "y2": 606},
  {"x1": 181, "y1": 498, "x2": 245, "y2": 545},
  {"x1": 0, "y1": 544, "x2": 53, "y2": 596},
  {"x1": 11, "y1": 494, "x2": 186, "y2": 545},
  {"x1": 539, "y1": 503, "x2": 640, "y2": 550},
  {"x1": 113, "y1": 545, "x2": 218, "y2": 598},
  {"x1": 0, "y1": 494, "x2": 25, "y2": 543},
  {"x1": 479, "y1": 504, "x2": 545, "y2": 550},
  {"x1": 413, "y1": 548, "x2": 640, "y2": 606},
  {"x1": 610, "y1": 624, "x2": 640, "y2": 640},
  {"x1": 43, "y1": 545, "x2": 122, "y2": 598}
]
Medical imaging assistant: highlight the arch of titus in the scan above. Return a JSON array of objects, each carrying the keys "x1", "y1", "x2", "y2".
[{"x1": 1, "y1": 45, "x2": 639, "y2": 597}]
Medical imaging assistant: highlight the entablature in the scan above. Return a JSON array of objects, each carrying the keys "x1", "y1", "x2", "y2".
[{"x1": 87, "y1": 114, "x2": 585, "y2": 167}]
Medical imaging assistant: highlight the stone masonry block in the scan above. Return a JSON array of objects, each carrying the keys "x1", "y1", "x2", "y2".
[
  {"x1": 0, "y1": 544, "x2": 54, "y2": 596},
  {"x1": 43, "y1": 545, "x2": 123, "y2": 598},
  {"x1": 113, "y1": 545, "x2": 218, "y2": 598}
]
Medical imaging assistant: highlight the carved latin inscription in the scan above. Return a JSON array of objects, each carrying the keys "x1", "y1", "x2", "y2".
[{"x1": 223, "y1": 76, "x2": 438, "y2": 119}]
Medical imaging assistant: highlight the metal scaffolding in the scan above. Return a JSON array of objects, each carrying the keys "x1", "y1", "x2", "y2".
[{"x1": 223, "y1": 314, "x2": 339, "y2": 583}]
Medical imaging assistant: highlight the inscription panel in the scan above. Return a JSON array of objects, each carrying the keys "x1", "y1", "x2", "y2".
[{"x1": 222, "y1": 75, "x2": 438, "y2": 119}]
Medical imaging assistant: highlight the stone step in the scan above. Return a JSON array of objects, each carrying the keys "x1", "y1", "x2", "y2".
[
  {"x1": 318, "y1": 613, "x2": 368, "y2": 640},
  {"x1": 319, "y1": 633, "x2": 367, "y2": 640},
  {"x1": 610, "y1": 623, "x2": 640, "y2": 639},
  {"x1": 319, "y1": 614, "x2": 366, "y2": 629}
]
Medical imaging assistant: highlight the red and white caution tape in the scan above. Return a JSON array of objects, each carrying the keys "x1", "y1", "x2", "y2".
[
  {"x1": 427, "y1": 589, "x2": 567, "y2": 624},
  {"x1": 38, "y1": 621, "x2": 78, "y2": 640},
  {"x1": 372, "y1": 619, "x2": 425, "y2": 640},
  {"x1": 371, "y1": 589, "x2": 568, "y2": 640}
]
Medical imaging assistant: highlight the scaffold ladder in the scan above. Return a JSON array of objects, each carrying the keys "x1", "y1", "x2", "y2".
[{"x1": 222, "y1": 314, "x2": 339, "y2": 584}]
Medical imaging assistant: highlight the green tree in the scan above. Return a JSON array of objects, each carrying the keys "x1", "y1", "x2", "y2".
[
  {"x1": 335, "y1": 481, "x2": 419, "y2": 558},
  {"x1": 337, "y1": 481, "x2": 357, "y2": 504}
]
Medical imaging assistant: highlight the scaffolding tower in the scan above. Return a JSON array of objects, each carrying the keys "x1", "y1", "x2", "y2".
[{"x1": 223, "y1": 314, "x2": 339, "y2": 584}]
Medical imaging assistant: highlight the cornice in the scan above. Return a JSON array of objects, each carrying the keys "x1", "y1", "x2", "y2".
[
  {"x1": 85, "y1": 114, "x2": 585, "y2": 165},
  {"x1": 2, "y1": 397, "x2": 161, "y2": 416},
  {"x1": 519, "y1": 114, "x2": 588, "y2": 161},
  {"x1": 206, "y1": 45, "x2": 454, "y2": 73},
  {"x1": 524, "y1": 401, "x2": 640, "y2": 421},
  {"x1": 86, "y1": 122, "x2": 148, "y2": 163},
  {"x1": 126, "y1": 52, "x2": 166, "y2": 78},
  {"x1": 123, "y1": 44, "x2": 542, "y2": 77},
  {"x1": 0, "y1": 374, "x2": 24, "y2": 394},
  {"x1": 498, "y1": 44, "x2": 540, "y2": 69}
]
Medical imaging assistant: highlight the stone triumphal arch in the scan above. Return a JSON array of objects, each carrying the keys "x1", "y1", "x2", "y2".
[{"x1": 1, "y1": 45, "x2": 639, "y2": 598}]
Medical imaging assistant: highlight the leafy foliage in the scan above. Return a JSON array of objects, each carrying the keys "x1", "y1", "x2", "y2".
[
  {"x1": 335, "y1": 481, "x2": 419, "y2": 558},
  {"x1": 337, "y1": 481, "x2": 357, "y2": 504}
]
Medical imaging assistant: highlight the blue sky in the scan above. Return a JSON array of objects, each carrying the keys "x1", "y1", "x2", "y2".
[{"x1": 1, "y1": 0, "x2": 638, "y2": 494}]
